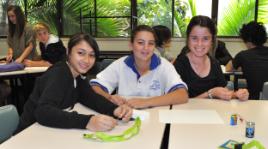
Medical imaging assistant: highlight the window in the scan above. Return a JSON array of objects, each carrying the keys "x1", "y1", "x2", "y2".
[
  {"x1": 257, "y1": 0, "x2": 268, "y2": 34},
  {"x1": 26, "y1": 1, "x2": 58, "y2": 35},
  {"x1": 69, "y1": 0, "x2": 131, "y2": 37},
  {"x1": 1, "y1": 0, "x2": 267, "y2": 37},
  {"x1": 217, "y1": 0, "x2": 256, "y2": 36},
  {"x1": 63, "y1": 0, "x2": 86, "y2": 36},
  {"x1": 173, "y1": 0, "x2": 212, "y2": 37},
  {"x1": 137, "y1": 0, "x2": 172, "y2": 33}
]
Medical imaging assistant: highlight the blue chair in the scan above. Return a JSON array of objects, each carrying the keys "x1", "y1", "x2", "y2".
[{"x1": 0, "y1": 105, "x2": 19, "y2": 143}]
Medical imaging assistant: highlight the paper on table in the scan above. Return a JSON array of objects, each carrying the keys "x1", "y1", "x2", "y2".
[
  {"x1": 132, "y1": 109, "x2": 150, "y2": 121},
  {"x1": 159, "y1": 109, "x2": 224, "y2": 124}
]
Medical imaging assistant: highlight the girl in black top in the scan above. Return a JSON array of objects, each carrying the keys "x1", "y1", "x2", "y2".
[
  {"x1": 16, "y1": 33, "x2": 132, "y2": 133},
  {"x1": 174, "y1": 15, "x2": 248, "y2": 100}
]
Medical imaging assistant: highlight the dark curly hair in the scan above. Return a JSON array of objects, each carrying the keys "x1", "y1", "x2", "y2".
[
  {"x1": 239, "y1": 21, "x2": 267, "y2": 46},
  {"x1": 7, "y1": 5, "x2": 26, "y2": 37},
  {"x1": 153, "y1": 25, "x2": 171, "y2": 48}
]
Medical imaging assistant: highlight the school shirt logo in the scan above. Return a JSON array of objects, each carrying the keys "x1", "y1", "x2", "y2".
[{"x1": 149, "y1": 80, "x2": 160, "y2": 91}]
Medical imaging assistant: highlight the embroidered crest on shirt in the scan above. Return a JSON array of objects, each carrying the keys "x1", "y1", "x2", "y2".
[{"x1": 149, "y1": 80, "x2": 160, "y2": 90}]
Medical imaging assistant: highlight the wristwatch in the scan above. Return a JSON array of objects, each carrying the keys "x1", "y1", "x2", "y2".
[{"x1": 207, "y1": 89, "x2": 213, "y2": 99}]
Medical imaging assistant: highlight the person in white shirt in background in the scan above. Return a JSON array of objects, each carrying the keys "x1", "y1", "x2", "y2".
[{"x1": 153, "y1": 25, "x2": 175, "y2": 63}]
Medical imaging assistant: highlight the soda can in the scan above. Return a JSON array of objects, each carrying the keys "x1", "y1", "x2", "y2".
[
  {"x1": 245, "y1": 121, "x2": 255, "y2": 138},
  {"x1": 230, "y1": 114, "x2": 237, "y2": 125}
]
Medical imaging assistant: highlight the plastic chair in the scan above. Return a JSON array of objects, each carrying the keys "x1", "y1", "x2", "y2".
[
  {"x1": 0, "y1": 105, "x2": 19, "y2": 143},
  {"x1": 99, "y1": 59, "x2": 114, "y2": 71},
  {"x1": 260, "y1": 82, "x2": 268, "y2": 100}
]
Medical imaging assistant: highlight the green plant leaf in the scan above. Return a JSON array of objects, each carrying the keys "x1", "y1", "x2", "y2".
[
  {"x1": 218, "y1": 0, "x2": 255, "y2": 36},
  {"x1": 258, "y1": 0, "x2": 268, "y2": 24}
]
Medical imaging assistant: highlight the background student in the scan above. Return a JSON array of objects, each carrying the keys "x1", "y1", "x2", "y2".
[
  {"x1": 90, "y1": 25, "x2": 188, "y2": 109},
  {"x1": 16, "y1": 33, "x2": 132, "y2": 134},
  {"x1": 173, "y1": 15, "x2": 248, "y2": 100},
  {"x1": 23, "y1": 22, "x2": 66, "y2": 67},
  {"x1": 153, "y1": 25, "x2": 175, "y2": 62},
  {"x1": 6, "y1": 5, "x2": 36, "y2": 63},
  {"x1": 5, "y1": 5, "x2": 37, "y2": 111},
  {"x1": 226, "y1": 21, "x2": 268, "y2": 99}
]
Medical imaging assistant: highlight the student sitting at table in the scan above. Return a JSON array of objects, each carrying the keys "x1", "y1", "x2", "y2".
[
  {"x1": 226, "y1": 21, "x2": 268, "y2": 99},
  {"x1": 6, "y1": 5, "x2": 36, "y2": 63},
  {"x1": 90, "y1": 25, "x2": 188, "y2": 109},
  {"x1": 173, "y1": 15, "x2": 248, "y2": 100},
  {"x1": 23, "y1": 22, "x2": 66, "y2": 67},
  {"x1": 152, "y1": 25, "x2": 175, "y2": 62},
  {"x1": 15, "y1": 33, "x2": 132, "y2": 134}
]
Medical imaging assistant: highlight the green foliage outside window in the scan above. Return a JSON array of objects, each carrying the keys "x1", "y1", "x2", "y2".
[
  {"x1": 16, "y1": 0, "x2": 131, "y2": 37},
  {"x1": 174, "y1": 0, "x2": 196, "y2": 37},
  {"x1": 62, "y1": 0, "x2": 131, "y2": 37},
  {"x1": 1, "y1": 0, "x2": 268, "y2": 37},
  {"x1": 137, "y1": 0, "x2": 173, "y2": 32},
  {"x1": 258, "y1": 0, "x2": 268, "y2": 33},
  {"x1": 217, "y1": 0, "x2": 255, "y2": 36},
  {"x1": 94, "y1": 0, "x2": 131, "y2": 37},
  {"x1": 137, "y1": 0, "x2": 196, "y2": 37},
  {"x1": 16, "y1": 0, "x2": 58, "y2": 35}
]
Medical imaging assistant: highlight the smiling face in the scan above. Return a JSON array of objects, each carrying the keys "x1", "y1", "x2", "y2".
[
  {"x1": 188, "y1": 25, "x2": 213, "y2": 57},
  {"x1": 130, "y1": 31, "x2": 156, "y2": 63},
  {"x1": 68, "y1": 40, "x2": 96, "y2": 77},
  {"x1": 7, "y1": 10, "x2": 16, "y2": 24}
]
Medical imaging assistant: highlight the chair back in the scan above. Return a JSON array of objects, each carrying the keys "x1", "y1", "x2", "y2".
[
  {"x1": 0, "y1": 105, "x2": 19, "y2": 143},
  {"x1": 100, "y1": 59, "x2": 114, "y2": 71},
  {"x1": 260, "y1": 82, "x2": 268, "y2": 100}
]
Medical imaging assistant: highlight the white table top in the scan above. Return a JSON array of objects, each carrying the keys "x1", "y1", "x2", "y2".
[
  {"x1": 0, "y1": 104, "x2": 169, "y2": 149},
  {"x1": 169, "y1": 99, "x2": 268, "y2": 149},
  {"x1": 0, "y1": 67, "x2": 48, "y2": 77},
  {"x1": 24, "y1": 67, "x2": 48, "y2": 73}
]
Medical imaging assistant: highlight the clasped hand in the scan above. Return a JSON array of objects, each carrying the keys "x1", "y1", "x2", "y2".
[{"x1": 86, "y1": 104, "x2": 132, "y2": 132}]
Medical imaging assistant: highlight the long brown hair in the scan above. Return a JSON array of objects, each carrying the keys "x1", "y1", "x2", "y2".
[{"x1": 7, "y1": 5, "x2": 26, "y2": 37}]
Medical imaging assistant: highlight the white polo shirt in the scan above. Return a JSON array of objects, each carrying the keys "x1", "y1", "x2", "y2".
[{"x1": 90, "y1": 54, "x2": 187, "y2": 97}]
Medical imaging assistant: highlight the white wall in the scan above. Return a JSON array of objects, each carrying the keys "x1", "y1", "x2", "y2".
[{"x1": 1, "y1": 38, "x2": 267, "y2": 58}]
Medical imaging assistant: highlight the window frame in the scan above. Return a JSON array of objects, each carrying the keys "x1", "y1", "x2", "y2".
[{"x1": 0, "y1": 0, "x2": 263, "y2": 38}]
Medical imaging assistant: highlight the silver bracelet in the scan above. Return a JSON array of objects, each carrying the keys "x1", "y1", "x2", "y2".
[{"x1": 207, "y1": 89, "x2": 213, "y2": 99}]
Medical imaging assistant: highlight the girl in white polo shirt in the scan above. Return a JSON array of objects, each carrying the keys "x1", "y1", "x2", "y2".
[{"x1": 90, "y1": 25, "x2": 188, "y2": 109}]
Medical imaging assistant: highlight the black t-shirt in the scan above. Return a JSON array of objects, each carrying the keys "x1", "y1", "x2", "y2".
[
  {"x1": 174, "y1": 54, "x2": 227, "y2": 97},
  {"x1": 40, "y1": 40, "x2": 66, "y2": 64},
  {"x1": 233, "y1": 46, "x2": 268, "y2": 99}
]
